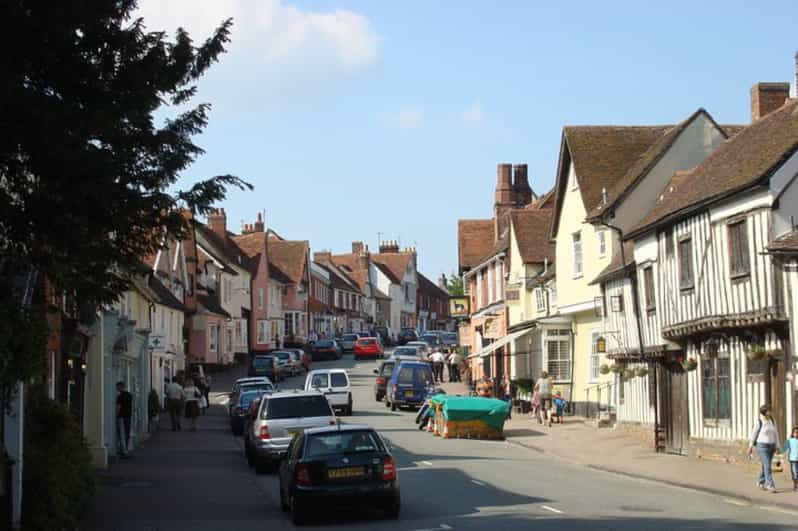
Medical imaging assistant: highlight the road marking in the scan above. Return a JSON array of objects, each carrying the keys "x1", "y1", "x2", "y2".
[
  {"x1": 470, "y1": 479, "x2": 486, "y2": 486},
  {"x1": 411, "y1": 525, "x2": 451, "y2": 531},
  {"x1": 724, "y1": 498, "x2": 750, "y2": 507},
  {"x1": 541, "y1": 505, "x2": 564, "y2": 515},
  {"x1": 420, "y1": 460, "x2": 433, "y2": 466},
  {"x1": 757, "y1": 505, "x2": 798, "y2": 517}
]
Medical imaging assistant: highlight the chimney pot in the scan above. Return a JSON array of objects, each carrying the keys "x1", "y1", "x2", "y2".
[
  {"x1": 512, "y1": 164, "x2": 532, "y2": 207},
  {"x1": 750, "y1": 82, "x2": 790, "y2": 121}
]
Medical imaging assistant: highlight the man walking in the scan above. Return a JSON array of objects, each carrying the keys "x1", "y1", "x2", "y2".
[
  {"x1": 116, "y1": 382, "x2": 133, "y2": 458},
  {"x1": 429, "y1": 349, "x2": 446, "y2": 383},
  {"x1": 534, "y1": 371, "x2": 553, "y2": 426},
  {"x1": 447, "y1": 350, "x2": 459, "y2": 382},
  {"x1": 165, "y1": 377, "x2": 185, "y2": 431}
]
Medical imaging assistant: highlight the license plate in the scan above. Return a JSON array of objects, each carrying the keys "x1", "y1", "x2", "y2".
[
  {"x1": 287, "y1": 430, "x2": 300, "y2": 438},
  {"x1": 404, "y1": 391, "x2": 414, "y2": 398},
  {"x1": 327, "y1": 466, "x2": 365, "y2": 479}
]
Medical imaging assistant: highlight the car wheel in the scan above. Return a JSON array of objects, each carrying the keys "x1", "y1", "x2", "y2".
[
  {"x1": 346, "y1": 397, "x2": 353, "y2": 416},
  {"x1": 384, "y1": 498, "x2": 400, "y2": 519},
  {"x1": 279, "y1": 485, "x2": 289, "y2": 512},
  {"x1": 375, "y1": 392, "x2": 383, "y2": 402},
  {"x1": 291, "y1": 495, "x2": 307, "y2": 526},
  {"x1": 391, "y1": 400, "x2": 397, "y2": 412},
  {"x1": 254, "y1": 457, "x2": 271, "y2": 475}
]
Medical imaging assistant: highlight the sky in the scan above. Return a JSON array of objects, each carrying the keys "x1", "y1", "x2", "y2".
[{"x1": 135, "y1": 0, "x2": 797, "y2": 280}]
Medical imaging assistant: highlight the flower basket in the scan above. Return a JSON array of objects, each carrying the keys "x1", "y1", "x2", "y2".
[
  {"x1": 610, "y1": 364, "x2": 623, "y2": 374},
  {"x1": 681, "y1": 358, "x2": 697, "y2": 371},
  {"x1": 622, "y1": 369, "x2": 635, "y2": 379},
  {"x1": 635, "y1": 367, "x2": 649, "y2": 378},
  {"x1": 599, "y1": 364, "x2": 610, "y2": 375},
  {"x1": 746, "y1": 344, "x2": 766, "y2": 361}
]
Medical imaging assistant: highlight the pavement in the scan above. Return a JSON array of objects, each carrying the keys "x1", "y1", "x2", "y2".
[{"x1": 81, "y1": 351, "x2": 798, "y2": 530}]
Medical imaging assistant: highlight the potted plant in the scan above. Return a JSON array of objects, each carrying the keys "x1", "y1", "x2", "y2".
[
  {"x1": 622, "y1": 368, "x2": 635, "y2": 379},
  {"x1": 610, "y1": 364, "x2": 623, "y2": 374},
  {"x1": 599, "y1": 364, "x2": 610, "y2": 375},
  {"x1": 635, "y1": 367, "x2": 649, "y2": 378},
  {"x1": 746, "y1": 343, "x2": 766, "y2": 361},
  {"x1": 681, "y1": 357, "x2": 697, "y2": 371}
]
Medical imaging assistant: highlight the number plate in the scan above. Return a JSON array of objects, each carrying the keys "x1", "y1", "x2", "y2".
[
  {"x1": 287, "y1": 430, "x2": 299, "y2": 438},
  {"x1": 404, "y1": 391, "x2": 414, "y2": 398},
  {"x1": 327, "y1": 466, "x2": 365, "y2": 479}
]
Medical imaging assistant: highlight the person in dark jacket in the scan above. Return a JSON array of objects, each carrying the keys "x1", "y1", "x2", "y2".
[{"x1": 116, "y1": 382, "x2": 133, "y2": 458}]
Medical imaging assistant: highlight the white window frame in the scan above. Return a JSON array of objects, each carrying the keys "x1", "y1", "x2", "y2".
[
  {"x1": 225, "y1": 327, "x2": 233, "y2": 353},
  {"x1": 543, "y1": 328, "x2": 571, "y2": 382},
  {"x1": 572, "y1": 231, "x2": 583, "y2": 278},
  {"x1": 209, "y1": 324, "x2": 218, "y2": 351},
  {"x1": 258, "y1": 287, "x2": 264, "y2": 309},
  {"x1": 589, "y1": 330, "x2": 601, "y2": 383},
  {"x1": 549, "y1": 283, "x2": 557, "y2": 307},
  {"x1": 535, "y1": 288, "x2": 546, "y2": 311},
  {"x1": 257, "y1": 320, "x2": 268, "y2": 344},
  {"x1": 597, "y1": 230, "x2": 606, "y2": 259}
]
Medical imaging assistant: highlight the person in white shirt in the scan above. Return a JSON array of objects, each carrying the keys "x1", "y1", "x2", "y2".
[
  {"x1": 446, "y1": 351, "x2": 459, "y2": 382},
  {"x1": 182, "y1": 379, "x2": 203, "y2": 432},
  {"x1": 748, "y1": 404, "x2": 781, "y2": 492},
  {"x1": 165, "y1": 377, "x2": 185, "y2": 431}
]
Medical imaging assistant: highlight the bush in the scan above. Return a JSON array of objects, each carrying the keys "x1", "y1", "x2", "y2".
[{"x1": 22, "y1": 386, "x2": 95, "y2": 530}]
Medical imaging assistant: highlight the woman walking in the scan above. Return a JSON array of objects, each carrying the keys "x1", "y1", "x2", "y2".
[
  {"x1": 183, "y1": 378, "x2": 203, "y2": 431},
  {"x1": 748, "y1": 404, "x2": 780, "y2": 492}
]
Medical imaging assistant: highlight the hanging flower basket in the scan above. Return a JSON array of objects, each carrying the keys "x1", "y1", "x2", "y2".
[
  {"x1": 622, "y1": 368, "x2": 635, "y2": 379},
  {"x1": 599, "y1": 364, "x2": 611, "y2": 375},
  {"x1": 746, "y1": 344, "x2": 766, "y2": 361},
  {"x1": 681, "y1": 358, "x2": 697, "y2": 371},
  {"x1": 610, "y1": 364, "x2": 623, "y2": 374},
  {"x1": 635, "y1": 367, "x2": 649, "y2": 378}
]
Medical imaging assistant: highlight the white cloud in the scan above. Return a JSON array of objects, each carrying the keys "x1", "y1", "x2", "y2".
[
  {"x1": 396, "y1": 108, "x2": 424, "y2": 129},
  {"x1": 461, "y1": 101, "x2": 484, "y2": 124},
  {"x1": 134, "y1": 0, "x2": 381, "y2": 94}
]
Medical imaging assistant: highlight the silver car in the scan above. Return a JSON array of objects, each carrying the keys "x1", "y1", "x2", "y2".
[
  {"x1": 340, "y1": 333, "x2": 359, "y2": 352},
  {"x1": 406, "y1": 341, "x2": 431, "y2": 357},
  {"x1": 245, "y1": 390, "x2": 336, "y2": 473}
]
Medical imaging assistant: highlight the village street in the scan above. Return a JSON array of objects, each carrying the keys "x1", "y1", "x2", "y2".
[{"x1": 84, "y1": 351, "x2": 797, "y2": 531}]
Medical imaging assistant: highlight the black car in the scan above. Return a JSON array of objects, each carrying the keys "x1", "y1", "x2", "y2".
[
  {"x1": 278, "y1": 424, "x2": 400, "y2": 525},
  {"x1": 396, "y1": 328, "x2": 418, "y2": 346},
  {"x1": 311, "y1": 339, "x2": 342, "y2": 361},
  {"x1": 229, "y1": 385, "x2": 272, "y2": 435},
  {"x1": 372, "y1": 360, "x2": 396, "y2": 402}
]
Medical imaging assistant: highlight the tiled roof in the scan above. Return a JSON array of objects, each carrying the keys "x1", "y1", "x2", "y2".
[
  {"x1": 269, "y1": 240, "x2": 309, "y2": 285},
  {"x1": 457, "y1": 219, "x2": 494, "y2": 273},
  {"x1": 197, "y1": 292, "x2": 230, "y2": 317},
  {"x1": 417, "y1": 272, "x2": 449, "y2": 300},
  {"x1": 525, "y1": 188, "x2": 555, "y2": 210},
  {"x1": 629, "y1": 99, "x2": 798, "y2": 238},
  {"x1": 590, "y1": 241, "x2": 636, "y2": 285},
  {"x1": 147, "y1": 275, "x2": 185, "y2": 311},
  {"x1": 193, "y1": 222, "x2": 246, "y2": 271},
  {"x1": 373, "y1": 261, "x2": 401, "y2": 284},
  {"x1": 373, "y1": 252, "x2": 414, "y2": 285},
  {"x1": 551, "y1": 124, "x2": 673, "y2": 237},
  {"x1": 269, "y1": 264, "x2": 292, "y2": 284},
  {"x1": 768, "y1": 230, "x2": 798, "y2": 254},
  {"x1": 510, "y1": 209, "x2": 554, "y2": 264}
]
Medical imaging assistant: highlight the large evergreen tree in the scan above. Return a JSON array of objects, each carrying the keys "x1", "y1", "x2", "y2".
[{"x1": 0, "y1": 1, "x2": 249, "y2": 394}]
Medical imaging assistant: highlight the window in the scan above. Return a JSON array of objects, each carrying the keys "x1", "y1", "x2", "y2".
[
  {"x1": 545, "y1": 329, "x2": 571, "y2": 381},
  {"x1": 597, "y1": 230, "x2": 607, "y2": 258},
  {"x1": 589, "y1": 331, "x2": 601, "y2": 382},
  {"x1": 235, "y1": 320, "x2": 243, "y2": 344},
  {"x1": 476, "y1": 272, "x2": 483, "y2": 309},
  {"x1": 728, "y1": 220, "x2": 750, "y2": 278},
  {"x1": 225, "y1": 328, "x2": 233, "y2": 352},
  {"x1": 285, "y1": 312, "x2": 295, "y2": 336},
  {"x1": 702, "y1": 354, "x2": 731, "y2": 424},
  {"x1": 209, "y1": 324, "x2": 218, "y2": 351},
  {"x1": 572, "y1": 232, "x2": 583, "y2": 278},
  {"x1": 664, "y1": 229, "x2": 674, "y2": 258},
  {"x1": 549, "y1": 284, "x2": 557, "y2": 307},
  {"x1": 160, "y1": 307, "x2": 165, "y2": 331},
  {"x1": 610, "y1": 294, "x2": 624, "y2": 313},
  {"x1": 258, "y1": 288, "x2": 264, "y2": 309},
  {"x1": 643, "y1": 266, "x2": 656, "y2": 312},
  {"x1": 678, "y1": 238, "x2": 694, "y2": 289},
  {"x1": 535, "y1": 288, "x2": 546, "y2": 311}
]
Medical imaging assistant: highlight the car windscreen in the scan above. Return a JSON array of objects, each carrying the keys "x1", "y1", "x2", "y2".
[
  {"x1": 253, "y1": 356, "x2": 274, "y2": 368},
  {"x1": 415, "y1": 366, "x2": 433, "y2": 385},
  {"x1": 309, "y1": 373, "x2": 329, "y2": 388},
  {"x1": 359, "y1": 339, "x2": 376, "y2": 345},
  {"x1": 444, "y1": 333, "x2": 457, "y2": 340},
  {"x1": 343, "y1": 334, "x2": 357, "y2": 341},
  {"x1": 394, "y1": 348, "x2": 417, "y2": 357},
  {"x1": 264, "y1": 395, "x2": 332, "y2": 420},
  {"x1": 305, "y1": 430, "x2": 382, "y2": 458},
  {"x1": 330, "y1": 373, "x2": 348, "y2": 387},
  {"x1": 421, "y1": 336, "x2": 439, "y2": 344},
  {"x1": 239, "y1": 384, "x2": 272, "y2": 397},
  {"x1": 239, "y1": 390, "x2": 266, "y2": 407},
  {"x1": 273, "y1": 352, "x2": 291, "y2": 360},
  {"x1": 397, "y1": 366, "x2": 415, "y2": 384},
  {"x1": 380, "y1": 362, "x2": 395, "y2": 376},
  {"x1": 315, "y1": 340, "x2": 334, "y2": 348}
]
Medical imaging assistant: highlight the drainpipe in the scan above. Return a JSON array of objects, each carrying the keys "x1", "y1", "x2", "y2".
[{"x1": 599, "y1": 218, "x2": 660, "y2": 452}]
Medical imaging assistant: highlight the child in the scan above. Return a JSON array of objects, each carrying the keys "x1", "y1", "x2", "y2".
[
  {"x1": 530, "y1": 391, "x2": 541, "y2": 424},
  {"x1": 552, "y1": 391, "x2": 568, "y2": 425},
  {"x1": 781, "y1": 427, "x2": 798, "y2": 491}
]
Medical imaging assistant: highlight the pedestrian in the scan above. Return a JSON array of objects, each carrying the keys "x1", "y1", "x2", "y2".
[
  {"x1": 534, "y1": 371, "x2": 553, "y2": 427},
  {"x1": 748, "y1": 404, "x2": 780, "y2": 492},
  {"x1": 429, "y1": 349, "x2": 446, "y2": 383},
  {"x1": 183, "y1": 378, "x2": 202, "y2": 431},
  {"x1": 530, "y1": 390, "x2": 541, "y2": 423},
  {"x1": 446, "y1": 351, "x2": 458, "y2": 382},
  {"x1": 115, "y1": 381, "x2": 133, "y2": 458},
  {"x1": 165, "y1": 377, "x2": 184, "y2": 431},
  {"x1": 552, "y1": 391, "x2": 568, "y2": 424},
  {"x1": 780, "y1": 427, "x2": 798, "y2": 492}
]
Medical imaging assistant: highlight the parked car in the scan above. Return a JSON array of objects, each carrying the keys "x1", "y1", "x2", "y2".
[
  {"x1": 339, "y1": 333, "x2": 360, "y2": 352},
  {"x1": 286, "y1": 348, "x2": 312, "y2": 372},
  {"x1": 391, "y1": 346, "x2": 424, "y2": 359},
  {"x1": 373, "y1": 358, "x2": 405, "y2": 401},
  {"x1": 354, "y1": 337, "x2": 384, "y2": 360},
  {"x1": 249, "y1": 354, "x2": 281, "y2": 381},
  {"x1": 304, "y1": 369, "x2": 352, "y2": 416},
  {"x1": 230, "y1": 386, "x2": 272, "y2": 435},
  {"x1": 244, "y1": 390, "x2": 336, "y2": 474},
  {"x1": 396, "y1": 328, "x2": 418, "y2": 345},
  {"x1": 405, "y1": 341, "x2": 430, "y2": 357},
  {"x1": 278, "y1": 424, "x2": 400, "y2": 525},
  {"x1": 441, "y1": 332, "x2": 458, "y2": 348},
  {"x1": 231, "y1": 376, "x2": 272, "y2": 396},
  {"x1": 229, "y1": 380, "x2": 275, "y2": 415},
  {"x1": 272, "y1": 350, "x2": 302, "y2": 377},
  {"x1": 311, "y1": 339, "x2": 342, "y2": 361},
  {"x1": 372, "y1": 326, "x2": 393, "y2": 347},
  {"x1": 385, "y1": 361, "x2": 434, "y2": 411},
  {"x1": 419, "y1": 334, "x2": 443, "y2": 350}
]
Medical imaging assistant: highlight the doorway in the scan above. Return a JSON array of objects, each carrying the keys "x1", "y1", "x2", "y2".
[{"x1": 663, "y1": 363, "x2": 689, "y2": 456}]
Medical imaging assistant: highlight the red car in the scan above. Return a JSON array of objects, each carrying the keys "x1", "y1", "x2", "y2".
[{"x1": 354, "y1": 337, "x2": 384, "y2": 360}]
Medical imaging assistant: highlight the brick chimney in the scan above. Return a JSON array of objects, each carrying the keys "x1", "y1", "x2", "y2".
[
  {"x1": 314, "y1": 251, "x2": 332, "y2": 264},
  {"x1": 379, "y1": 240, "x2": 400, "y2": 254},
  {"x1": 254, "y1": 212, "x2": 265, "y2": 232},
  {"x1": 358, "y1": 248, "x2": 370, "y2": 270},
  {"x1": 750, "y1": 82, "x2": 790, "y2": 121},
  {"x1": 512, "y1": 164, "x2": 534, "y2": 207},
  {"x1": 494, "y1": 163, "x2": 514, "y2": 212},
  {"x1": 207, "y1": 208, "x2": 227, "y2": 239},
  {"x1": 351, "y1": 241, "x2": 364, "y2": 254}
]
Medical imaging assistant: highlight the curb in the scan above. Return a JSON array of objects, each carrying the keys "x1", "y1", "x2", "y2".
[{"x1": 505, "y1": 437, "x2": 798, "y2": 516}]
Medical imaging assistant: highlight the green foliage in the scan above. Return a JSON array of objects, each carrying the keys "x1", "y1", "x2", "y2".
[
  {"x1": 446, "y1": 275, "x2": 465, "y2": 296},
  {"x1": 599, "y1": 363, "x2": 610, "y2": 375},
  {"x1": 22, "y1": 386, "x2": 95, "y2": 530},
  {"x1": 0, "y1": 1, "x2": 251, "y2": 308},
  {"x1": 512, "y1": 379, "x2": 533, "y2": 393}
]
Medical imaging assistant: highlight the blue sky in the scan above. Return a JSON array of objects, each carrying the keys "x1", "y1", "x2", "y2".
[{"x1": 137, "y1": 0, "x2": 797, "y2": 280}]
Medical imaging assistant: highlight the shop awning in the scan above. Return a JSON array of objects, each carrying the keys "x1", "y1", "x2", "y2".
[{"x1": 470, "y1": 327, "x2": 535, "y2": 359}]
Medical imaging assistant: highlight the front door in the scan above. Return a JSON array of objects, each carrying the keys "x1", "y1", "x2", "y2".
[
  {"x1": 769, "y1": 357, "x2": 786, "y2": 439},
  {"x1": 665, "y1": 363, "x2": 689, "y2": 456}
]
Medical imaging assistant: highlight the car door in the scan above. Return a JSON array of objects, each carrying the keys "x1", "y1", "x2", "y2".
[
  {"x1": 280, "y1": 434, "x2": 303, "y2": 495},
  {"x1": 328, "y1": 372, "x2": 350, "y2": 406}
]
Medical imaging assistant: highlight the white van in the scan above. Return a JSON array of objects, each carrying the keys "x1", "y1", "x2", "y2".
[{"x1": 304, "y1": 369, "x2": 352, "y2": 415}]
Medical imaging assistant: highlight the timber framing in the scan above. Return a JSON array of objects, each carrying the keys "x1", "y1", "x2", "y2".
[{"x1": 661, "y1": 307, "x2": 788, "y2": 340}]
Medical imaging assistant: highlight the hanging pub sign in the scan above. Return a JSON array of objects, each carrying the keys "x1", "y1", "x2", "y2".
[
  {"x1": 450, "y1": 296, "x2": 470, "y2": 318},
  {"x1": 595, "y1": 336, "x2": 607, "y2": 353}
]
